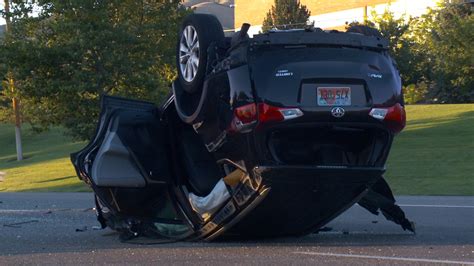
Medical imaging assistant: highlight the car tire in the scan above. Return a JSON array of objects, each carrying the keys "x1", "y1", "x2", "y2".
[
  {"x1": 346, "y1": 25, "x2": 383, "y2": 38},
  {"x1": 176, "y1": 14, "x2": 224, "y2": 94}
]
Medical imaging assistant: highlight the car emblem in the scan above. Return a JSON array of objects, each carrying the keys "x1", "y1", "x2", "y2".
[
  {"x1": 331, "y1": 107, "x2": 345, "y2": 118},
  {"x1": 368, "y1": 73, "x2": 383, "y2": 79},
  {"x1": 275, "y1": 69, "x2": 294, "y2": 77}
]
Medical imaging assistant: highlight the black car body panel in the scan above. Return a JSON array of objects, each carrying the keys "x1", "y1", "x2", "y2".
[
  {"x1": 251, "y1": 29, "x2": 389, "y2": 49},
  {"x1": 227, "y1": 166, "x2": 385, "y2": 237},
  {"x1": 248, "y1": 46, "x2": 402, "y2": 108},
  {"x1": 71, "y1": 23, "x2": 414, "y2": 242}
]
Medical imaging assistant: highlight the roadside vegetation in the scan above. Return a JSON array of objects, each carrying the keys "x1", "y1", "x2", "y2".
[
  {"x1": 362, "y1": 1, "x2": 473, "y2": 105},
  {"x1": 0, "y1": 123, "x2": 88, "y2": 192},
  {"x1": 385, "y1": 104, "x2": 474, "y2": 195},
  {"x1": 1, "y1": 104, "x2": 472, "y2": 194},
  {"x1": 0, "y1": 0, "x2": 188, "y2": 140}
]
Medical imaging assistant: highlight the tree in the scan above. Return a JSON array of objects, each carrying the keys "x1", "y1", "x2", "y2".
[
  {"x1": 371, "y1": 10, "x2": 423, "y2": 86},
  {"x1": 410, "y1": 1, "x2": 474, "y2": 103},
  {"x1": 262, "y1": 0, "x2": 311, "y2": 32},
  {"x1": 0, "y1": 0, "x2": 188, "y2": 139},
  {"x1": 347, "y1": 1, "x2": 473, "y2": 103},
  {"x1": 1, "y1": 0, "x2": 30, "y2": 161},
  {"x1": 347, "y1": 10, "x2": 421, "y2": 87}
]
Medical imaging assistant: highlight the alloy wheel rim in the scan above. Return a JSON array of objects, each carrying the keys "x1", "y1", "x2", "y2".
[{"x1": 179, "y1": 25, "x2": 200, "y2": 83}]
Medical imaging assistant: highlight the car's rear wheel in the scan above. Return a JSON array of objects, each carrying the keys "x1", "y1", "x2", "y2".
[
  {"x1": 174, "y1": 14, "x2": 224, "y2": 124},
  {"x1": 176, "y1": 14, "x2": 224, "y2": 93},
  {"x1": 179, "y1": 25, "x2": 200, "y2": 85}
]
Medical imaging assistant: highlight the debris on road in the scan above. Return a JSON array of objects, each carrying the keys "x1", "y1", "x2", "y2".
[
  {"x1": 3, "y1": 220, "x2": 39, "y2": 228},
  {"x1": 314, "y1": 227, "x2": 333, "y2": 234},
  {"x1": 75, "y1": 226, "x2": 88, "y2": 232}
]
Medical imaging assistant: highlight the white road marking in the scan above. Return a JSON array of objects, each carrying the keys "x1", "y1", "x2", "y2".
[
  {"x1": 399, "y1": 204, "x2": 474, "y2": 208},
  {"x1": 294, "y1": 252, "x2": 474, "y2": 265},
  {"x1": 0, "y1": 208, "x2": 87, "y2": 213},
  {"x1": 314, "y1": 231, "x2": 413, "y2": 235}
]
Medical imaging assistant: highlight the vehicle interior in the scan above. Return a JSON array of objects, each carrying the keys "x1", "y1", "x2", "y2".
[{"x1": 167, "y1": 105, "x2": 227, "y2": 197}]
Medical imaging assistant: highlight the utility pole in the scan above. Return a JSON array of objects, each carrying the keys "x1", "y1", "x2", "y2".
[
  {"x1": 4, "y1": 0, "x2": 23, "y2": 161},
  {"x1": 363, "y1": 5, "x2": 368, "y2": 24}
]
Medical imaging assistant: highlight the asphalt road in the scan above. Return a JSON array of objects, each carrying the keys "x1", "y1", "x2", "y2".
[{"x1": 1, "y1": 193, "x2": 473, "y2": 265}]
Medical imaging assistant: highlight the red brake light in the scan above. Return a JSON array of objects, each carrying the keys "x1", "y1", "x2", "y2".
[
  {"x1": 234, "y1": 103, "x2": 257, "y2": 124},
  {"x1": 228, "y1": 103, "x2": 258, "y2": 134},
  {"x1": 228, "y1": 103, "x2": 303, "y2": 133},
  {"x1": 258, "y1": 103, "x2": 304, "y2": 124},
  {"x1": 369, "y1": 103, "x2": 406, "y2": 133},
  {"x1": 258, "y1": 103, "x2": 285, "y2": 123}
]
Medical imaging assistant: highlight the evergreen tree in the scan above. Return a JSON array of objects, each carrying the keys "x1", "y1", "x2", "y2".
[{"x1": 262, "y1": 0, "x2": 311, "y2": 32}]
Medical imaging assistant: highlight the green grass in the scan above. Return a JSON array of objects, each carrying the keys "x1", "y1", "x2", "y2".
[
  {"x1": 0, "y1": 104, "x2": 473, "y2": 194},
  {"x1": 0, "y1": 124, "x2": 89, "y2": 192},
  {"x1": 385, "y1": 104, "x2": 474, "y2": 195}
]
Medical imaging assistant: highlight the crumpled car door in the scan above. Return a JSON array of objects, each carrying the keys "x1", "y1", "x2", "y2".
[{"x1": 71, "y1": 96, "x2": 194, "y2": 242}]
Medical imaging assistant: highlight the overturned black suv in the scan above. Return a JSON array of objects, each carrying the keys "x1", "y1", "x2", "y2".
[{"x1": 71, "y1": 14, "x2": 414, "y2": 242}]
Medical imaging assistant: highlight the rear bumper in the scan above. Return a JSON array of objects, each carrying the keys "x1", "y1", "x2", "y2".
[
  {"x1": 250, "y1": 121, "x2": 393, "y2": 168},
  {"x1": 255, "y1": 165, "x2": 385, "y2": 183},
  {"x1": 226, "y1": 165, "x2": 384, "y2": 237}
]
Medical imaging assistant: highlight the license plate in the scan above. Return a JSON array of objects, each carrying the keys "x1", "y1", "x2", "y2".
[{"x1": 317, "y1": 87, "x2": 351, "y2": 106}]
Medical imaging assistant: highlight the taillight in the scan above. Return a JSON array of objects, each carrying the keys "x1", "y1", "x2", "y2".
[
  {"x1": 228, "y1": 103, "x2": 258, "y2": 134},
  {"x1": 234, "y1": 103, "x2": 257, "y2": 124},
  {"x1": 369, "y1": 103, "x2": 406, "y2": 133},
  {"x1": 228, "y1": 103, "x2": 303, "y2": 133},
  {"x1": 258, "y1": 103, "x2": 303, "y2": 124}
]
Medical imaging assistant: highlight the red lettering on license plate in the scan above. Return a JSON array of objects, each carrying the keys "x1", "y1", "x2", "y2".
[{"x1": 317, "y1": 87, "x2": 351, "y2": 106}]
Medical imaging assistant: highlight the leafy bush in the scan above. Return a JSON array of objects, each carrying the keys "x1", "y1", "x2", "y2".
[{"x1": 403, "y1": 82, "x2": 428, "y2": 104}]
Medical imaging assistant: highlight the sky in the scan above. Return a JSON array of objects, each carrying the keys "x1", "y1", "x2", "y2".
[
  {"x1": 0, "y1": 2, "x2": 42, "y2": 26},
  {"x1": 0, "y1": 3, "x2": 4, "y2": 25}
]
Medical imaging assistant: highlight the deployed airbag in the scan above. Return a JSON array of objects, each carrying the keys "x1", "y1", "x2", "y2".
[{"x1": 188, "y1": 179, "x2": 231, "y2": 216}]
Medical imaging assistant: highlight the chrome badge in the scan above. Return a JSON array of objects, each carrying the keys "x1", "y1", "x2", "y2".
[
  {"x1": 331, "y1": 107, "x2": 345, "y2": 118},
  {"x1": 368, "y1": 73, "x2": 383, "y2": 79}
]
